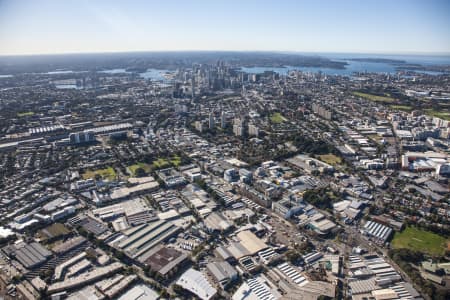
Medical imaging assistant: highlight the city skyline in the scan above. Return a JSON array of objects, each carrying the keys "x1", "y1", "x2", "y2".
[{"x1": 0, "y1": 0, "x2": 449, "y2": 56}]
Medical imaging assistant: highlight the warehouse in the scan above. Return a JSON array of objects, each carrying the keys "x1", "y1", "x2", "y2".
[
  {"x1": 206, "y1": 261, "x2": 238, "y2": 288},
  {"x1": 363, "y1": 221, "x2": 393, "y2": 243},
  {"x1": 52, "y1": 236, "x2": 87, "y2": 255},
  {"x1": 117, "y1": 284, "x2": 159, "y2": 300},
  {"x1": 302, "y1": 252, "x2": 323, "y2": 265},
  {"x1": 48, "y1": 262, "x2": 123, "y2": 294},
  {"x1": 275, "y1": 262, "x2": 308, "y2": 287},
  {"x1": 236, "y1": 230, "x2": 268, "y2": 255},
  {"x1": 143, "y1": 244, "x2": 188, "y2": 279},
  {"x1": 116, "y1": 220, "x2": 180, "y2": 262},
  {"x1": 204, "y1": 212, "x2": 232, "y2": 232},
  {"x1": 232, "y1": 274, "x2": 280, "y2": 300},
  {"x1": 110, "y1": 181, "x2": 159, "y2": 200},
  {"x1": 176, "y1": 268, "x2": 217, "y2": 300},
  {"x1": 2, "y1": 242, "x2": 52, "y2": 269}
]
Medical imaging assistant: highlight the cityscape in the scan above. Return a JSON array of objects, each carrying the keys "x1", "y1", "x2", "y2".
[{"x1": 0, "y1": 1, "x2": 449, "y2": 300}]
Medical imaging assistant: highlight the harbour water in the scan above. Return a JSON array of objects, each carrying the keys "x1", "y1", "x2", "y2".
[
  {"x1": 100, "y1": 68, "x2": 169, "y2": 80},
  {"x1": 241, "y1": 53, "x2": 450, "y2": 76}
]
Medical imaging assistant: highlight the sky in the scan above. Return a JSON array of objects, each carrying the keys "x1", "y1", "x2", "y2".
[{"x1": 0, "y1": 0, "x2": 449, "y2": 56}]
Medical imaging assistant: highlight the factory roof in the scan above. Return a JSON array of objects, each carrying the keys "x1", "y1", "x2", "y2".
[
  {"x1": 236, "y1": 230, "x2": 268, "y2": 255},
  {"x1": 143, "y1": 244, "x2": 187, "y2": 276},
  {"x1": 117, "y1": 284, "x2": 159, "y2": 300},
  {"x1": 176, "y1": 268, "x2": 217, "y2": 300}
]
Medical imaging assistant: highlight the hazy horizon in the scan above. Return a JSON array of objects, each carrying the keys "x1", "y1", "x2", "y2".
[
  {"x1": 0, "y1": 0, "x2": 449, "y2": 56},
  {"x1": 1, "y1": 49, "x2": 450, "y2": 59}
]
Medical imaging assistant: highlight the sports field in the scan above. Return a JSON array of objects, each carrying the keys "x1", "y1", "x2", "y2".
[
  {"x1": 82, "y1": 167, "x2": 116, "y2": 181},
  {"x1": 424, "y1": 109, "x2": 450, "y2": 121},
  {"x1": 17, "y1": 111, "x2": 35, "y2": 117},
  {"x1": 270, "y1": 112, "x2": 286, "y2": 123},
  {"x1": 318, "y1": 154, "x2": 342, "y2": 166},
  {"x1": 391, "y1": 226, "x2": 448, "y2": 256},
  {"x1": 128, "y1": 162, "x2": 152, "y2": 175},
  {"x1": 152, "y1": 156, "x2": 181, "y2": 169},
  {"x1": 353, "y1": 91, "x2": 395, "y2": 103}
]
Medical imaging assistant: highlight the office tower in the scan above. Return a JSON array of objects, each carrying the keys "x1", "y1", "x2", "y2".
[
  {"x1": 209, "y1": 113, "x2": 215, "y2": 129},
  {"x1": 221, "y1": 111, "x2": 227, "y2": 128}
]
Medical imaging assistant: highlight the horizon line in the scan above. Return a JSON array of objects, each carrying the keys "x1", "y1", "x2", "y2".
[{"x1": 1, "y1": 49, "x2": 450, "y2": 58}]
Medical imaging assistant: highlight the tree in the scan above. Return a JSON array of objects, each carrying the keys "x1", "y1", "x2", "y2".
[
  {"x1": 135, "y1": 167, "x2": 146, "y2": 177},
  {"x1": 286, "y1": 250, "x2": 302, "y2": 263}
]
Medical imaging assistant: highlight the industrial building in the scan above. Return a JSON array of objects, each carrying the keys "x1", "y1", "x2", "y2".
[
  {"x1": 275, "y1": 262, "x2": 308, "y2": 287},
  {"x1": 286, "y1": 155, "x2": 334, "y2": 174},
  {"x1": 117, "y1": 284, "x2": 160, "y2": 300},
  {"x1": 110, "y1": 180, "x2": 159, "y2": 200},
  {"x1": 47, "y1": 262, "x2": 123, "y2": 294},
  {"x1": 142, "y1": 245, "x2": 188, "y2": 279},
  {"x1": 2, "y1": 242, "x2": 52, "y2": 269},
  {"x1": 176, "y1": 268, "x2": 217, "y2": 300},
  {"x1": 114, "y1": 220, "x2": 180, "y2": 263},
  {"x1": 92, "y1": 198, "x2": 155, "y2": 225},
  {"x1": 204, "y1": 212, "x2": 232, "y2": 232},
  {"x1": 362, "y1": 221, "x2": 393, "y2": 244},
  {"x1": 206, "y1": 261, "x2": 238, "y2": 288},
  {"x1": 232, "y1": 274, "x2": 281, "y2": 300}
]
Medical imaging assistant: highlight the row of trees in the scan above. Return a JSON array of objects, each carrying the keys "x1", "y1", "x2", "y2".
[
  {"x1": 303, "y1": 188, "x2": 338, "y2": 211},
  {"x1": 389, "y1": 248, "x2": 449, "y2": 300}
]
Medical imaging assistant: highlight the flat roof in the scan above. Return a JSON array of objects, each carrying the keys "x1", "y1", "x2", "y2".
[
  {"x1": 143, "y1": 245, "x2": 187, "y2": 275},
  {"x1": 176, "y1": 268, "x2": 217, "y2": 300},
  {"x1": 236, "y1": 230, "x2": 268, "y2": 255}
]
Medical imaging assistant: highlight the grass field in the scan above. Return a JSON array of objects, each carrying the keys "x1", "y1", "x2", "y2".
[
  {"x1": 170, "y1": 155, "x2": 181, "y2": 167},
  {"x1": 37, "y1": 223, "x2": 70, "y2": 241},
  {"x1": 353, "y1": 91, "x2": 395, "y2": 103},
  {"x1": 390, "y1": 105, "x2": 413, "y2": 112},
  {"x1": 391, "y1": 226, "x2": 448, "y2": 256},
  {"x1": 128, "y1": 162, "x2": 152, "y2": 176},
  {"x1": 82, "y1": 166, "x2": 116, "y2": 181},
  {"x1": 17, "y1": 111, "x2": 35, "y2": 117},
  {"x1": 270, "y1": 112, "x2": 286, "y2": 123},
  {"x1": 424, "y1": 109, "x2": 450, "y2": 121},
  {"x1": 318, "y1": 154, "x2": 342, "y2": 166},
  {"x1": 153, "y1": 158, "x2": 170, "y2": 169},
  {"x1": 152, "y1": 156, "x2": 181, "y2": 169}
]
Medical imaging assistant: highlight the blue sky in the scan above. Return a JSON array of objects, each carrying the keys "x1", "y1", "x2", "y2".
[{"x1": 0, "y1": 0, "x2": 449, "y2": 55}]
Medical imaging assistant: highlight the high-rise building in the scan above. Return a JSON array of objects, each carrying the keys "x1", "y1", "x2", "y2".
[
  {"x1": 233, "y1": 124, "x2": 244, "y2": 136},
  {"x1": 248, "y1": 124, "x2": 259, "y2": 137},
  {"x1": 69, "y1": 131, "x2": 95, "y2": 144},
  {"x1": 312, "y1": 103, "x2": 332, "y2": 120},
  {"x1": 221, "y1": 112, "x2": 227, "y2": 128},
  {"x1": 209, "y1": 113, "x2": 215, "y2": 129},
  {"x1": 191, "y1": 77, "x2": 195, "y2": 99},
  {"x1": 233, "y1": 117, "x2": 244, "y2": 127},
  {"x1": 194, "y1": 121, "x2": 203, "y2": 133}
]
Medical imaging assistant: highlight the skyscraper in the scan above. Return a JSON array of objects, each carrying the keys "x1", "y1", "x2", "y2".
[
  {"x1": 221, "y1": 111, "x2": 227, "y2": 128},
  {"x1": 209, "y1": 113, "x2": 215, "y2": 129}
]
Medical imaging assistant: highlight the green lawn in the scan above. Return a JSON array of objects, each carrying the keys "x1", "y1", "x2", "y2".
[
  {"x1": 170, "y1": 155, "x2": 181, "y2": 167},
  {"x1": 17, "y1": 111, "x2": 35, "y2": 117},
  {"x1": 153, "y1": 158, "x2": 170, "y2": 169},
  {"x1": 318, "y1": 154, "x2": 342, "y2": 166},
  {"x1": 270, "y1": 112, "x2": 286, "y2": 123},
  {"x1": 128, "y1": 162, "x2": 152, "y2": 176},
  {"x1": 152, "y1": 156, "x2": 181, "y2": 169},
  {"x1": 390, "y1": 105, "x2": 413, "y2": 112},
  {"x1": 353, "y1": 91, "x2": 395, "y2": 103},
  {"x1": 82, "y1": 167, "x2": 116, "y2": 181},
  {"x1": 391, "y1": 226, "x2": 448, "y2": 256},
  {"x1": 424, "y1": 109, "x2": 450, "y2": 121}
]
